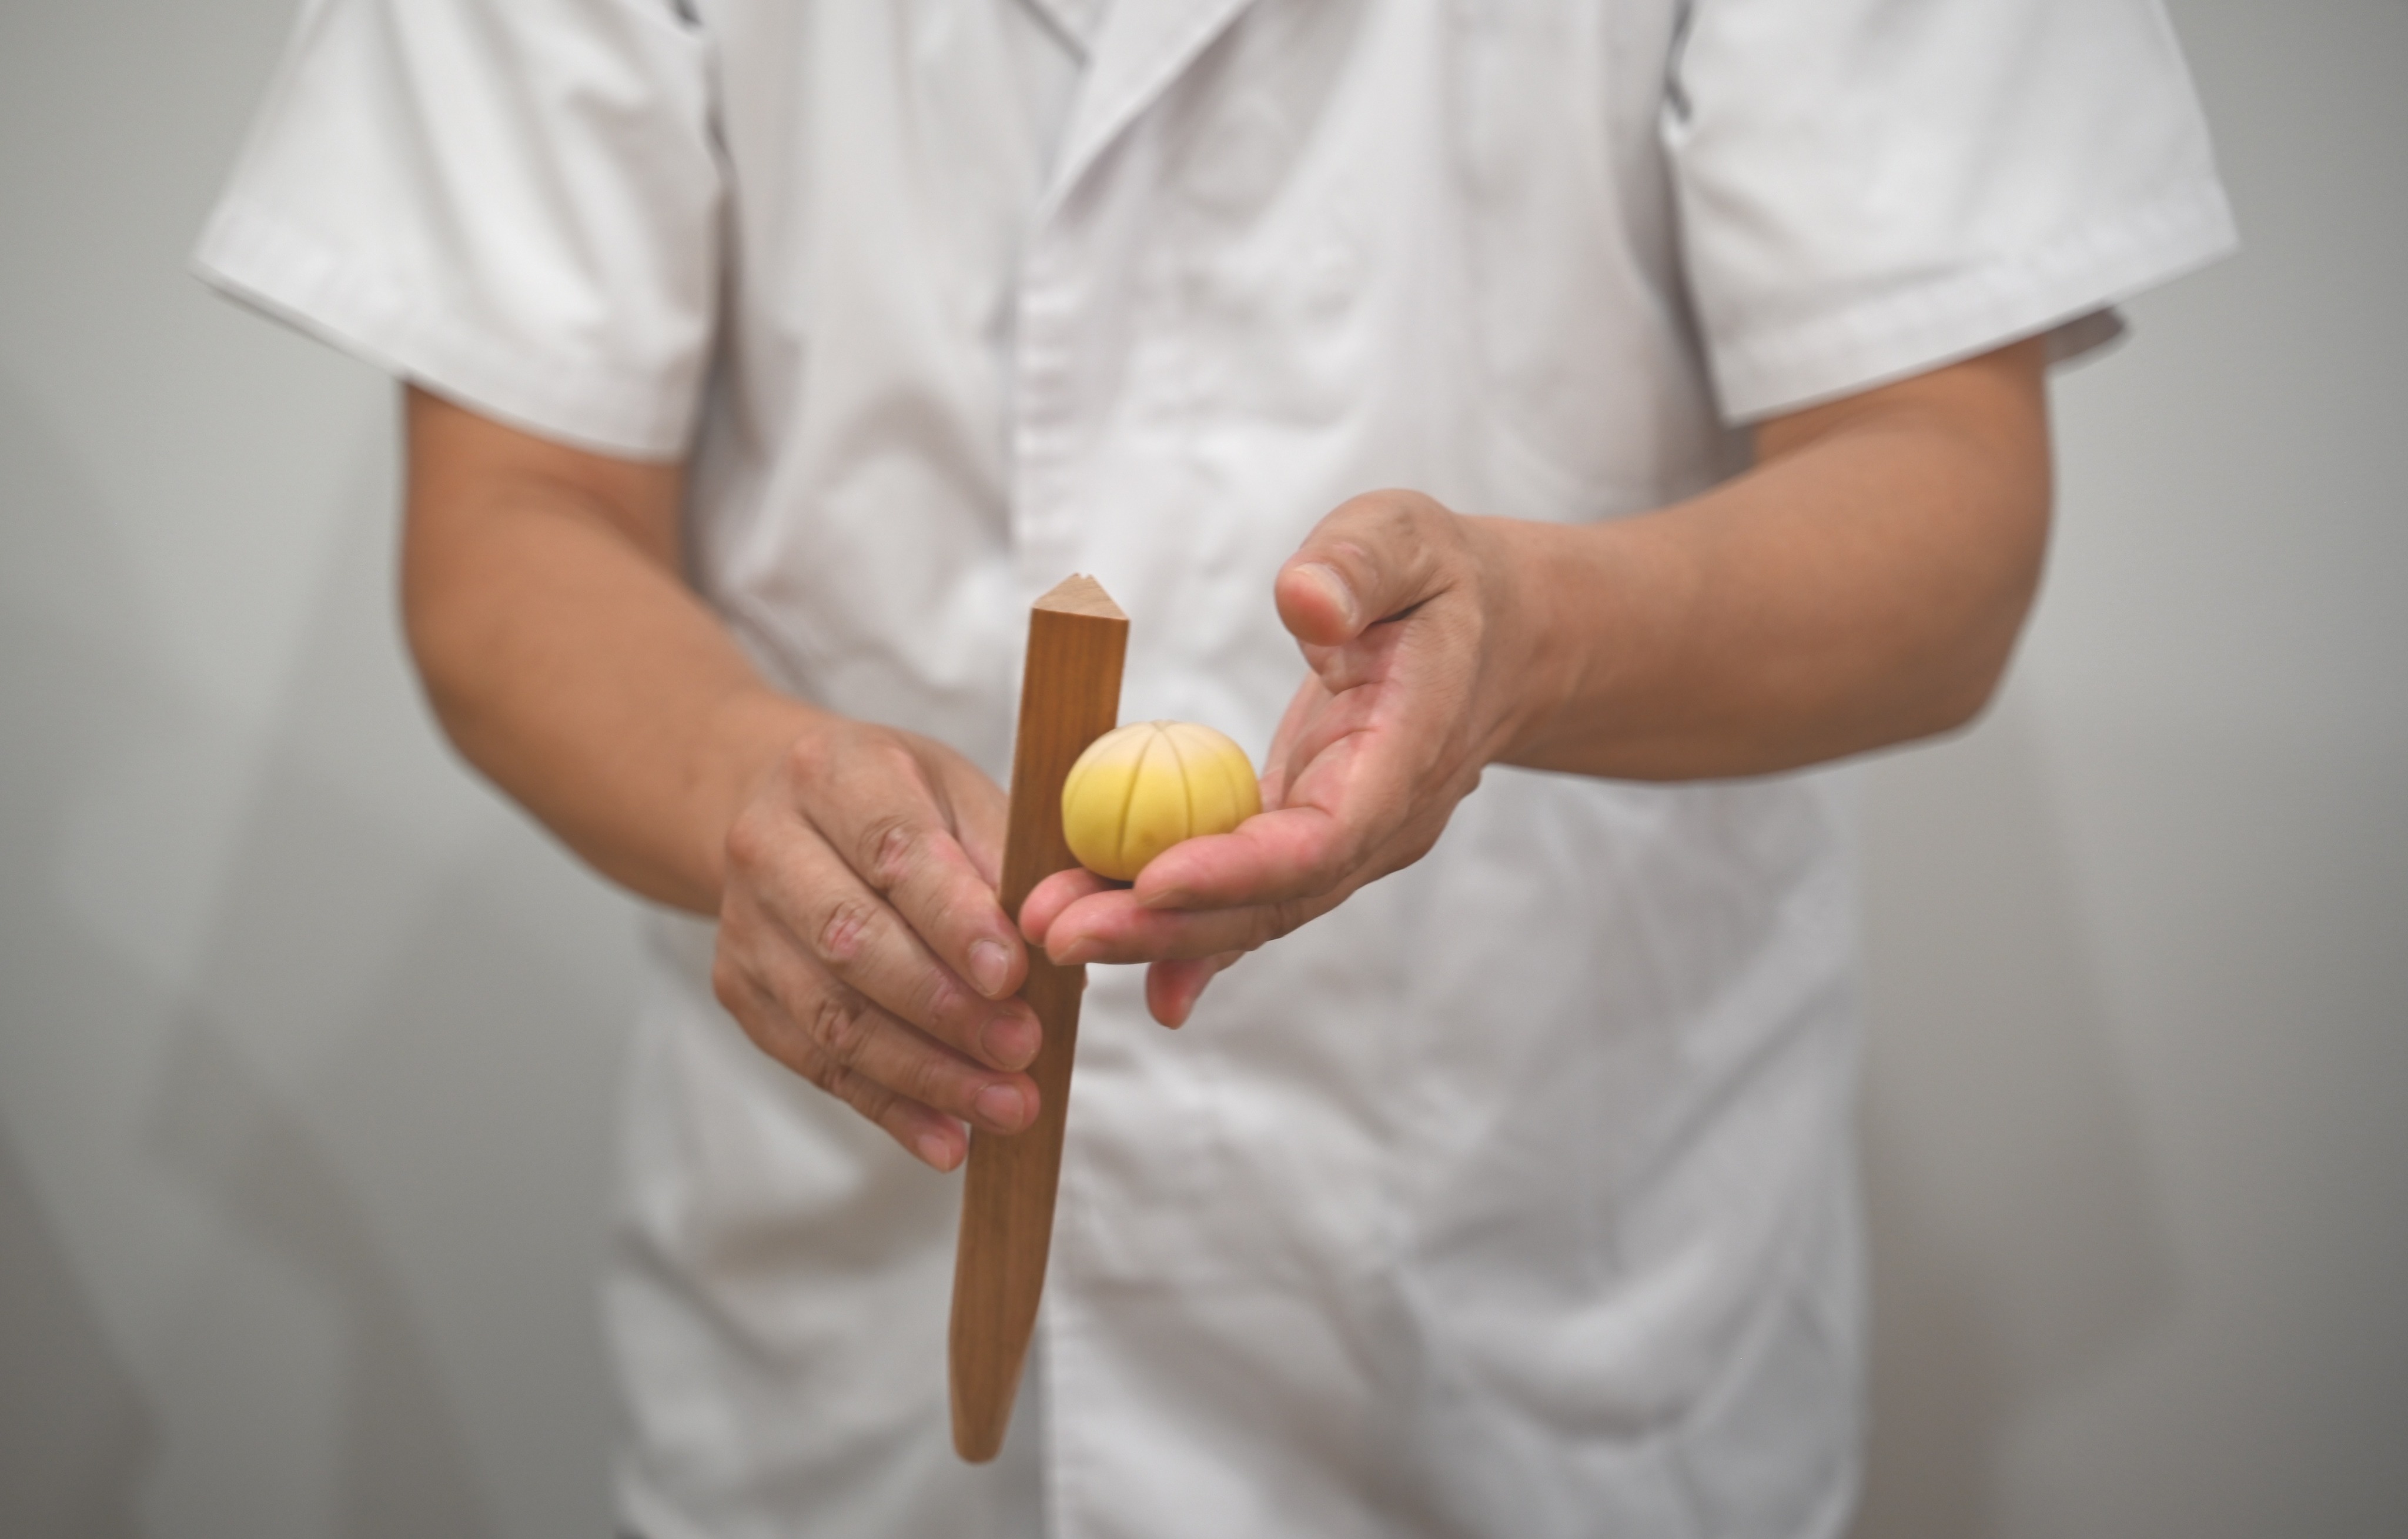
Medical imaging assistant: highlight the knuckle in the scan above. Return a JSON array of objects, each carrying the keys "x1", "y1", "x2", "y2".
[
  {"x1": 898, "y1": 1051, "x2": 963, "y2": 1114},
  {"x1": 721, "y1": 806, "x2": 775, "y2": 879},
  {"x1": 814, "y1": 897, "x2": 878, "y2": 965},
  {"x1": 855, "y1": 814, "x2": 919, "y2": 892},
  {"x1": 911, "y1": 972, "x2": 966, "y2": 1039},
  {"x1": 792, "y1": 1047, "x2": 842, "y2": 1097},
  {"x1": 1341, "y1": 490, "x2": 1414, "y2": 548},
  {"x1": 838, "y1": 1069, "x2": 895, "y2": 1117},
  {"x1": 784, "y1": 729, "x2": 838, "y2": 785},
  {"x1": 810, "y1": 987, "x2": 877, "y2": 1067},
  {"x1": 821, "y1": 1060, "x2": 897, "y2": 1125}
]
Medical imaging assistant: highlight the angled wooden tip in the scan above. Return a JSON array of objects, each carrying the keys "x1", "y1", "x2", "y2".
[{"x1": 1034, "y1": 572, "x2": 1126, "y2": 621}]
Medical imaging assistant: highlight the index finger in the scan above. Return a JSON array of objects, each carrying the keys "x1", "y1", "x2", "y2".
[
  {"x1": 1035, "y1": 805, "x2": 1348, "y2": 969},
  {"x1": 803, "y1": 765, "x2": 1029, "y2": 1006},
  {"x1": 1128, "y1": 805, "x2": 1350, "y2": 913},
  {"x1": 1021, "y1": 865, "x2": 1119, "y2": 951}
]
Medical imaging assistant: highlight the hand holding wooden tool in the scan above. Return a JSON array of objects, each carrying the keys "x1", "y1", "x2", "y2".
[{"x1": 949, "y1": 574, "x2": 1128, "y2": 1463}]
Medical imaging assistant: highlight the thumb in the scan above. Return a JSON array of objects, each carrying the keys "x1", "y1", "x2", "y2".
[{"x1": 1275, "y1": 492, "x2": 1453, "y2": 649}]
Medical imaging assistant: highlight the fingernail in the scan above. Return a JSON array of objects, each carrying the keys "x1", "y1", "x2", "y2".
[
  {"x1": 968, "y1": 939, "x2": 1012, "y2": 998},
  {"x1": 1052, "y1": 938, "x2": 1098, "y2": 967},
  {"x1": 1295, "y1": 562, "x2": 1357, "y2": 632},
  {"x1": 914, "y1": 1131, "x2": 958, "y2": 1170},
  {"x1": 980, "y1": 1011, "x2": 1038, "y2": 1070},
  {"x1": 975, "y1": 1083, "x2": 1029, "y2": 1131}
]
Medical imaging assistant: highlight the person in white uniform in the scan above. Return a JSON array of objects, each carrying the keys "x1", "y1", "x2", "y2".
[{"x1": 198, "y1": 1, "x2": 2233, "y2": 1534}]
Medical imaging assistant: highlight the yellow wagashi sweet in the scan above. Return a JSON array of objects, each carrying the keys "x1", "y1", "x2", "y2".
[{"x1": 1059, "y1": 720, "x2": 1261, "y2": 881}]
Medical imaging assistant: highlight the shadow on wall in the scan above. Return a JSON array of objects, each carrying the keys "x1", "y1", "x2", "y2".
[
  {"x1": 147, "y1": 1014, "x2": 500, "y2": 1539},
  {"x1": 0, "y1": 1125, "x2": 154, "y2": 1539},
  {"x1": 0, "y1": 371, "x2": 497, "y2": 1538},
  {"x1": 2, "y1": 369, "x2": 625, "y2": 1537},
  {"x1": 1848, "y1": 703, "x2": 2179, "y2": 1538},
  {"x1": 140, "y1": 756, "x2": 640, "y2": 1539},
  {"x1": 0, "y1": 375, "x2": 175, "y2": 1539}
]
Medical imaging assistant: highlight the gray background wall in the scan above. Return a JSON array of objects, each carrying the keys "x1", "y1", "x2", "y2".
[{"x1": 2, "y1": 1, "x2": 2400, "y2": 1535}]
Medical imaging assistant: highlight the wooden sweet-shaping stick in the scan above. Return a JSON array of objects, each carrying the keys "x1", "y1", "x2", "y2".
[{"x1": 949, "y1": 573, "x2": 1128, "y2": 1463}]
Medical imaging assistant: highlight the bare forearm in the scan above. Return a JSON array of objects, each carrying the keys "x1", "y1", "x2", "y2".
[
  {"x1": 402, "y1": 388, "x2": 1054, "y2": 1164},
  {"x1": 1497, "y1": 338, "x2": 2052, "y2": 779},
  {"x1": 400, "y1": 388, "x2": 812, "y2": 912},
  {"x1": 1024, "y1": 340, "x2": 2054, "y2": 999}
]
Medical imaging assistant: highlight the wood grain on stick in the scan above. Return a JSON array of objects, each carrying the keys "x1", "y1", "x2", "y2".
[{"x1": 949, "y1": 574, "x2": 1128, "y2": 1463}]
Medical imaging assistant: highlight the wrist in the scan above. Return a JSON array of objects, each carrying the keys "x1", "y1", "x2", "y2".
[
  {"x1": 1462, "y1": 514, "x2": 1631, "y2": 770},
  {"x1": 689, "y1": 686, "x2": 828, "y2": 907}
]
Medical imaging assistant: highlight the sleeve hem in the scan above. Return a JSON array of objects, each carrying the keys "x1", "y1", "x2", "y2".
[
  {"x1": 190, "y1": 199, "x2": 699, "y2": 462},
  {"x1": 1711, "y1": 177, "x2": 2238, "y2": 424}
]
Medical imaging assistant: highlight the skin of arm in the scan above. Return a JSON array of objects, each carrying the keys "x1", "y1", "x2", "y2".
[
  {"x1": 1022, "y1": 335, "x2": 2054, "y2": 1022},
  {"x1": 402, "y1": 388, "x2": 1048, "y2": 1171},
  {"x1": 400, "y1": 335, "x2": 2049, "y2": 1167}
]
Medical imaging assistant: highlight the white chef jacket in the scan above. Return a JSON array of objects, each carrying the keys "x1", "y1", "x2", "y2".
[{"x1": 196, "y1": 2, "x2": 2234, "y2": 1535}]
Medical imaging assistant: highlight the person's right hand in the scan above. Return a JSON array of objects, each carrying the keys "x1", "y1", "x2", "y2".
[{"x1": 711, "y1": 717, "x2": 1042, "y2": 1171}]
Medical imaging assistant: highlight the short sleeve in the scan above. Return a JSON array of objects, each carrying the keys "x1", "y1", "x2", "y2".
[
  {"x1": 1664, "y1": 0, "x2": 2237, "y2": 422},
  {"x1": 194, "y1": 0, "x2": 722, "y2": 459}
]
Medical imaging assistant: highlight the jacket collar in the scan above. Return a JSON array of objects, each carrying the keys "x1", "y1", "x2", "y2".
[{"x1": 1042, "y1": 0, "x2": 1259, "y2": 213}]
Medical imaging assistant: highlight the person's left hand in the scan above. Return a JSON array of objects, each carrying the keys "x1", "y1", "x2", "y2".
[{"x1": 1021, "y1": 489, "x2": 1551, "y2": 1026}]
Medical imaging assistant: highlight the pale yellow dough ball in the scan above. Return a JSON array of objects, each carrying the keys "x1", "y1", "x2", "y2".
[{"x1": 1060, "y1": 720, "x2": 1262, "y2": 882}]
